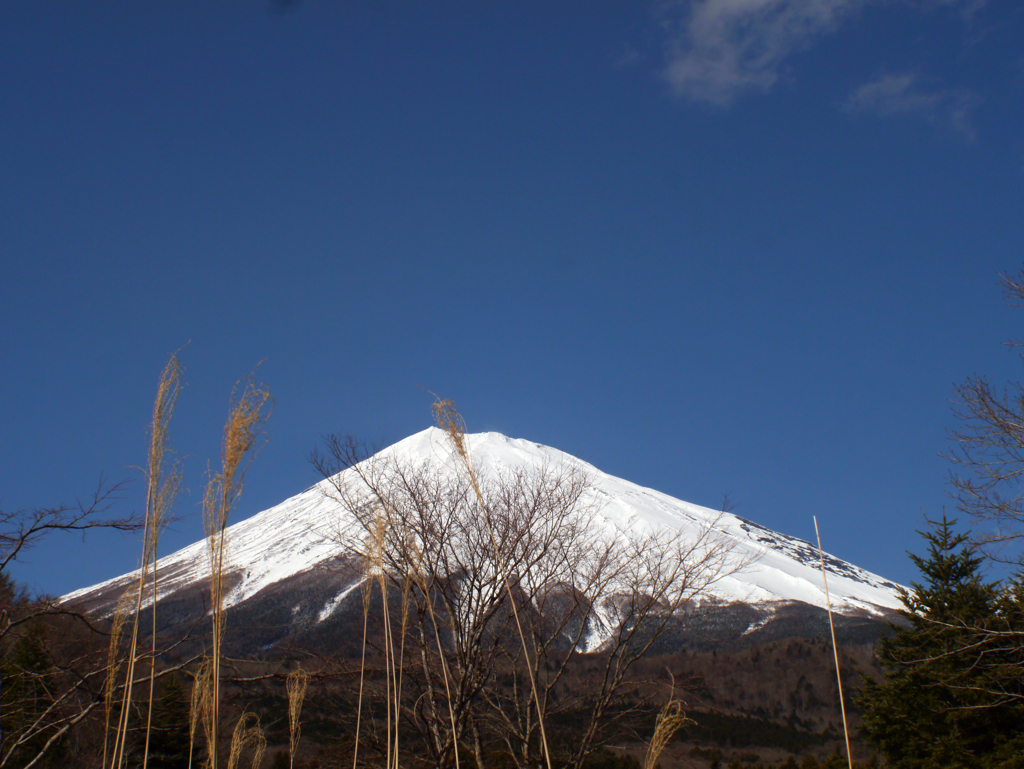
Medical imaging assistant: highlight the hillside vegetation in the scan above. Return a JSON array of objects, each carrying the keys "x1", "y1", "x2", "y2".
[{"x1": 6, "y1": 268, "x2": 1024, "y2": 769}]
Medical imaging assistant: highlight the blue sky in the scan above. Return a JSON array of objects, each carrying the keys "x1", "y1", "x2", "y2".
[{"x1": 2, "y1": 0, "x2": 1022, "y2": 597}]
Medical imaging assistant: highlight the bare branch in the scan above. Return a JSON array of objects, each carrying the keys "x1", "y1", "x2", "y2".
[
  {"x1": 0, "y1": 478, "x2": 137, "y2": 575},
  {"x1": 313, "y1": 427, "x2": 741, "y2": 769}
]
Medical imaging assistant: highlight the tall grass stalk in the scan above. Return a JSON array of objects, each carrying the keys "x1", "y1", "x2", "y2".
[
  {"x1": 102, "y1": 588, "x2": 135, "y2": 769},
  {"x1": 143, "y1": 362, "x2": 183, "y2": 769},
  {"x1": 346, "y1": 485, "x2": 445, "y2": 769},
  {"x1": 188, "y1": 658, "x2": 213, "y2": 769},
  {"x1": 642, "y1": 679, "x2": 691, "y2": 769},
  {"x1": 393, "y1": 544, "x2": 414, "y2": 769},
  {"x1": 356, "y1": 502, "x2": 412, "y2": 769},
  {"x1": 109, "y1": 355, "x2": 183, "y2": 769},
  {"x1": 203, "y1": 375, "x2": 272, "y2": 769},
  {"x1": 406, "y1": 542, "x2": 460, "y2": 769},
  {"x1": 369, "y1": 507, "x2": 398, "y2": 769},
  {"x1": 351, "y1": 566, "x2": 373, "y2": 769},
  {"x1": 286, "y1": 668, "x2": 309, "y2": 769},
  {"x1": 813, "y1": 516, "x2": 854, "y2": 769},
  {"x1": 432, "y1": 398, "x2": 554, "y2": 769},
  {"x1": 226, "y1": 713, "x2": 266, "y2": 769}
]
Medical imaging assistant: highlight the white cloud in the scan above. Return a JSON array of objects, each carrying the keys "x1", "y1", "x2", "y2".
[
  {"x1": 843, "y1": 72, "x2": 942, "y2": 114},
  {"x1": 659, "y1": 0, "x2": 867, "y2": 105},
  {"x1": 658, "y1": 0, "x2": 985, "y2": 106},
  {"x1": 843, "y1": 72, "x2": 981, "y2": 141}
]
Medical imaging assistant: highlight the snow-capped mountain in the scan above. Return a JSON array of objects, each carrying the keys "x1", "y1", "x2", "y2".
[{"x1": 61, "y1": 429, "x2": 904, "y2": 645}]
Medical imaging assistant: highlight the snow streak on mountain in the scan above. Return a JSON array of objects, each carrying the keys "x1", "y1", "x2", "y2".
[{"x1": 62, "y1": 429, "x2": 904, "y2": 620}]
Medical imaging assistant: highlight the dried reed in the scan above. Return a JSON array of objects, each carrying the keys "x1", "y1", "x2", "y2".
[
  {"x1": 102, "y1": 587, "x2": 136, "y2": 769},
  {"x1": 349, "y1": 501, "x2": 414, "y2": 769},
  {"x1": 286, "y1": 667, "x2": 309, "y2": 769},
  {"x1": 110, "y1": 354, "x2": 183, "y2": 769},
  {"x1": 393, "y1": 535, "x2": 415, "y2": 769},
  {"x1": 813, "y1": 516, "x2": 854, "y2": 769},
  {"x1": 351, "y1": 555, "x2": 374, "y2": 769},
  {"x1": 203, "y1": 374, "x2": 272, "y2": 769},
  {"x1": 188, "y1": 658, "x2": 213, "y2": 769},
  {"x1": 642, "y1": 679, "x2": 691, "y2": 769},
  {"x1": 226, "y1": 713, "x2": 266, "y2": 769},
  {"x1": 431, "y1": 398, "x2": 554, "y2": 769},
  {"x1": 143, "y1": 410, "x2": 183, "y2": 769},
  {"x1": 369, "y1": 506, "x2": 398, "y2": 769},
  {"x1": 406, "y1": 540, "x2": 461, "y2": 769}
]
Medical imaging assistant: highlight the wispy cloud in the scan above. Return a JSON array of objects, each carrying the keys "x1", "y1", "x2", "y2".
[
  {"x1": 658, "y1": 0, "x2": 984, "y2": 106},
  {"x1": 615, "y1": 42, "x2": 646, "y2": 69},
  {"x1": 659, "y1": 0, "x2": 867, "y2": 105},
  {"x1": 843, "y1": 72, "x2": 981, "y2": 141}
]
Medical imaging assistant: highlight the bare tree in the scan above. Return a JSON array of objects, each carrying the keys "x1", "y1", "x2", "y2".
[
  {"x1": 947, "y1": 267, "x2": 1024, "y2": 567},
  {"x1": 0, "y1": 480, "x2": 142, "y2": 768},
  {"x1": 897, "y1": 266, "x2": 1024, "y2": 742},
  {"x1": 0, "y1": 480, "x2": 138, "y2": 580},
  {"x1": 0, "y1": 581, "x2": 205, "y2": 769},
  {"x1": 1, "y1": 355, "x2": 269, "y2": 769},
  {"x1": 312, "y1": 426, "x2": 739, "y2": 769},
  {"x1": 0, "y1": 503, "x2": 146, "y2": 769}
]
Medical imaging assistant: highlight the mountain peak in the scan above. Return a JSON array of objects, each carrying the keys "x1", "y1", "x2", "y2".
[{"x1": 62, "y1": 429, "x2": 904, "y2": 628}]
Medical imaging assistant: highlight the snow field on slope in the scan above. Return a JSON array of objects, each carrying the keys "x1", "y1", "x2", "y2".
[{"x1": 62, "y1": 428, "x2": 903, "y2": 615}]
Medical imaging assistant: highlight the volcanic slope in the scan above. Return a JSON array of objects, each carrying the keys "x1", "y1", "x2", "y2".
[{"x1": 62, "y1": 428, "x2": 903, "y2": 644}]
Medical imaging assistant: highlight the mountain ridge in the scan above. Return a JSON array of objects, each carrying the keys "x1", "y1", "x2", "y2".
[{"x1": 61, "y1": 428, "x2": 904, "y2": 636}]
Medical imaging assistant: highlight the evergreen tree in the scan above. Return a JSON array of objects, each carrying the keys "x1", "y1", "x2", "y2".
[
  {"x1": 857, "y1": 515, "x2": 1024, "y2": 768},
  {"x1": 1, "y1": 623, "x2": 64, "y2": 769},
  {"x1": 147, "y1": 672, "x2": 192, "y2": 769}
]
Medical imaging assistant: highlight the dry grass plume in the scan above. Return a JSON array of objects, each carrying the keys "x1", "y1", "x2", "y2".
[
  {"x1": 109, "y1": 354, "x2": 184, "y2": 769},
  {"x1": 203, "y1": 373, "x2": 272, "y2": 769},
  {"x1": 286, "y1": 667, "x2": 309, "y2": 769},
  {"x1": 431, "y1": 397, "x2": 554, "y2": 769},
  {"x1": 102, "y1": 586, "x2": 136, "y2": 769},
  {"x1": 189, "y1": 658, "x2": 213, "y2": 769},
  {"x1": 226, "y1": 713, "x2": 266, "y2": 769},
  {"x1": 642, "y1": 678, "x2": 691, "y2": 769}
]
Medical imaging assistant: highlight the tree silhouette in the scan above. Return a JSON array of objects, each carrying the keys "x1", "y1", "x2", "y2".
[{"x1": 857, "y1": 515, "x2": 1024, "y2": 768}]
